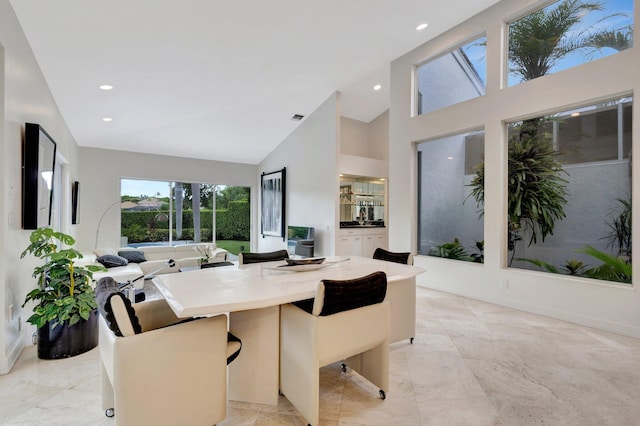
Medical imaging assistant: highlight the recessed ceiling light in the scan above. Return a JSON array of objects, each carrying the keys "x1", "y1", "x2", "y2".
[
  {"x1": 99, "y1": 85, "x2": 113, "y2": 90},
  {"x1": 102, "y1": 117, "x2": 113, "y2": 122},
  {"x1": 416, "y1": 23, "x2": 428, "y2": 31},
  {"x1": 447, "y1": 156, "x2": 453, "y2": 160},
  {"x1": 373, "y1": 84, "x2": 382, "y2": 91},
  {"x1": 571, "y1": 112, "x2": 581, "y2": 117}
]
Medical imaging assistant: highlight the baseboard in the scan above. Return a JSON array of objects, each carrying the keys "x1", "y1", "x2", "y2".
[
  {"x1": 416, "y1": 283, "x2": 640, "y2": 339},
  {"x1": 0, "y1": 337, "x2": 25, "y2": 375}
]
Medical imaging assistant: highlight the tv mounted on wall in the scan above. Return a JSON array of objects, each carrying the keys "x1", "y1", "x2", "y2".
[
  {"x1": 22, "y1": 122, "x2": 57, "y2": 229},
  {"x1": 287, "y1": 226, "x2": 315, "y2": 257}
]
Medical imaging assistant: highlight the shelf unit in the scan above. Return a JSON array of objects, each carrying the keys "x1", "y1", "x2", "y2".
[{"x1": 339, "y1": 176, "x2": 385, "y2": 223}]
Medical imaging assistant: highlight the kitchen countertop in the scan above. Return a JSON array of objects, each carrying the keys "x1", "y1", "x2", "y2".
[{"x1": 340, "y1": 221, "x2": 385, "y2": 228}]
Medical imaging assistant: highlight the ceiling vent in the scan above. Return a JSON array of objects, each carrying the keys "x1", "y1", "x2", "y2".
[{"x1": 291, "y1": 114, "x2": 304, "y2": 121}]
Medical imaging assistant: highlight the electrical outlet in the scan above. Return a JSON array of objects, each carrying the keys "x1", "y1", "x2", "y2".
[
  {"x1": 500, "y1": 279, "x2": 509, "y2": 290},
  {"x1": 8, "y1": 304, "x2": 13, "y2": 322}
]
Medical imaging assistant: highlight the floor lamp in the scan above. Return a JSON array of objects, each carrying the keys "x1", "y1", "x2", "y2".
[{"x1": 95, "y1": 200, "x2": 122, "y2": 249}]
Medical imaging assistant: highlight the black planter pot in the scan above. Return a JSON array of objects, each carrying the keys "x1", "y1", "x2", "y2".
[{"x1": 37, "y1": 309, "x2": 98, "y2": 359}]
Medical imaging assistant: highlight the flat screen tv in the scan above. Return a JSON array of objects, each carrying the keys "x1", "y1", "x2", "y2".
[
  {"x1": 23, "y1": 123, "x2": 57, "y2": 229},
  {"x1": 287, "y1": 226, "x2": 315, "y2": 257}
]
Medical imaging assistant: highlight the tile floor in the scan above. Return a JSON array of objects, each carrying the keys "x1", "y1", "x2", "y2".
[{"x1": 2, "y1": 286, "x2": 640, "y2": 425}]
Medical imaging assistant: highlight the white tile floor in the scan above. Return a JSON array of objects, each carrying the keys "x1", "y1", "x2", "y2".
[{"x1": 2, "y1": 286, "x2": 640, "y2": 425}]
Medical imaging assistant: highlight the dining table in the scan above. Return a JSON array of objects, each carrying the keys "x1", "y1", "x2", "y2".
[{"x1": 152, "y1": 256, "x2": 425, "y2": 405}]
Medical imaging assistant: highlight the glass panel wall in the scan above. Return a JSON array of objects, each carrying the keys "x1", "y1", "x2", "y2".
[
  {"x1": 496, "y1": 96, "x2": 632, "y2": 284},
  {"x1": 416, "y1": 35, "x2": 486, "y2": 115},
  {"x1": 417, "y1": 130, "x2": 485, "y2": 262},
  {"x1": 120, "y1": 179, "x2": 250, "y2": 255}
]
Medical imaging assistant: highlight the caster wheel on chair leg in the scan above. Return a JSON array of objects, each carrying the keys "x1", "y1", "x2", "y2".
[
  {"x1": 341, "y1": 363, "x2": 347, "y2": 373},
  {"x1": 410, "y1": 337, "x2": 414, "y2": 344},
  {"x1": 105, "y1": 408, "x2": 115, "y2": 418},
  {"x1": 379, "y1": 389, "x2": 386, "y2": 400}
]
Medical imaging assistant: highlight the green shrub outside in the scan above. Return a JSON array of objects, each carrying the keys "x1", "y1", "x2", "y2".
[
  {"x1": 216, "y1": 201, "x2": 250, "y2": 240},
  {"x1": 121, "y1": 201, "x2": 249, "y2": 244}
]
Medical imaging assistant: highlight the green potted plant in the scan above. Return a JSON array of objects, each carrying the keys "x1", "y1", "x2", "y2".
[{"x1": 21, "y1": 227, "x2": 105, "y2": 359}]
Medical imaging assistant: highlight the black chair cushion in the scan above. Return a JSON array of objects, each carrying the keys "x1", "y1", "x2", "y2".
[
  {"x1": 226, "y1": 332, "x2": 242, "y2": 365},
  {"x1": 310, "y1": 271, "x2": 387, "y2": 316},
  {"x1": 240, "y1": 250, "x2": 289, "y2": 264},
  {"x1": 373, "y1": 248, "x2": 411, "y2": 265}
]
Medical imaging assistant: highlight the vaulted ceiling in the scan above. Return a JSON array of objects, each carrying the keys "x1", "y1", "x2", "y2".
[{"x1": 10, "y1": 0, "x2": 500, "y2": 164}]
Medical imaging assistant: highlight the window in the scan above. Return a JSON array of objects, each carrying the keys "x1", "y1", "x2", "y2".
[
  {"x1": 416, "y1": 35, "x2": 486, "y2": 115},
  {"x1": 417, "y1": 130, "x2": 485, "y2": 262},
  {"x1": 500, "y1": 96, "x2": 632, "y2": 283},
  {"x1": 120, "y1": 179, "x2": 250, "y2": 256},
  {"x1": 508, "y1": 0, "x2": 633, "y2": 86},
  {"x1": 556, "y1": 99, "x2": 632, "y2": 164}
]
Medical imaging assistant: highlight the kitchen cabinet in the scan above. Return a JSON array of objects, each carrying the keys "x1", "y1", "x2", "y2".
[{"x1": 336, "y1": 227, "x2": 387, "y2": 257}]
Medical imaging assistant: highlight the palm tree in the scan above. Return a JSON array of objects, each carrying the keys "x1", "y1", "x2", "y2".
[
  {"x1": 174, "y1": 182, "x2": 184, "y2": 240},
  {"x1": 588, "y1": 26, "x2": 634, "y2": 52},
  {"x1": 508, "y1": 0, "x2": 631, "y2": 83},
  {"x1": 191, "y1": 183, "x2": 201, "y2": 243}
]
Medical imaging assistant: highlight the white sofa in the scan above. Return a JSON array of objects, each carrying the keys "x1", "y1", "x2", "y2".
[{"x1": 79, "y1": 243, "x2": 229, "y2": 288}]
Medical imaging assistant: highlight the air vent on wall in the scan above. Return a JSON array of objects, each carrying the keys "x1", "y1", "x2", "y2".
[{"x1": 291, "y1": 114, "x2": 304, "y2": 121}]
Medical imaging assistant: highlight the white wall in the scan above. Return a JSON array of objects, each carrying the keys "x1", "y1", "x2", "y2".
[
  {"x1": 0, "y1": 0, "x2": 81, "y2": 373},
  {"x1": 340, "y1": 116, "x2": 369, "y2": 157},
  {"x1": 368, "y1": 110, "x2": 389, "y2": 161},
  {"x1": 77, "y1": 147, "x2": 257, "y2": 252},
  {"x1": 390, "y1": 0, "x2": 640, "y2": 338},
  {"x1": 340, "y1": 111, "x2": 389, "y2": 161},
  {"x1": 258, "y1": 92, "x2": 339, "y2": 256}
]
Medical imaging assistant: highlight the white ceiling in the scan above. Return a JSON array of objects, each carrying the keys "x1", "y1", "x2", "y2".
[{"x1": 9, "y1": 0, "x2": 500, "y2": 165}]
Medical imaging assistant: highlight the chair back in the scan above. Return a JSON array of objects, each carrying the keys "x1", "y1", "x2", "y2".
[
  {"x1": 238, "y1": 249, "x2": 289, "y2": 265},
  {"x1": 373, "y1": 247, "x2": 413, "y2": 265},
  {"x1": 95, "y1": 277, "x2": 142, "y2": 337},
  {"x1": 312, "y1": 271, "x2": 387, "y2": 316}
]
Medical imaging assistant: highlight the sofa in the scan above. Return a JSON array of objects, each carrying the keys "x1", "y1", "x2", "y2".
[{"x1": 78, "y1": 243, "x2": 229, "y2": 288}]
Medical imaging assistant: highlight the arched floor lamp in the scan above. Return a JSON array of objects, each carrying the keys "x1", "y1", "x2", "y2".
[{"x1": 95, "y1": 200, "x2": 122, "y2": 249}]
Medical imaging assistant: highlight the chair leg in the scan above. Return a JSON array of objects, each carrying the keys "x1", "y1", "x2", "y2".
[
  {"x1": 101, "y1": 363, "x2": 114, "y2": 414},
  {"x1": 356, "y1": 342, "x2": 389, "y2": 393}
]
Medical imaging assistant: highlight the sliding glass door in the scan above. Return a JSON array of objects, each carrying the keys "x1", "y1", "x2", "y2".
[{"x1": 120, "y1": 179, "x2": 250, "y2": 255}]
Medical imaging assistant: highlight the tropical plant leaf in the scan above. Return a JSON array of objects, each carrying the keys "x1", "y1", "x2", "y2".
[
  {"x1": 576, "y1": 245, "x2": 632, "y2": 281},
  {"x1": 516, "y1": 257, "x2": 560, "y2": 273},
  {"x1": 21, "y1": 228, "x2": 98, "y2": 328}
]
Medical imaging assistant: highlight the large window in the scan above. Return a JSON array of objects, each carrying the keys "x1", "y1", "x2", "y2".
[
  {"x1": 416, "y1": 35, "x2": 486, "y2": 115},
  {"x1": 120, "y1": 179, "x2": 250, "y2": 255},
  {"x1": 417, "y1": 130, "x2": 485, "y2": 262},
  {"x1": 508, "y1": 0, "x2": 633, "y2": 86},
  {"x1": 414, "y1": 0, "x2": 634, "y2": 286},
  {"x1": 466, "y1": 97, "x2": 632, "y2": 283}
]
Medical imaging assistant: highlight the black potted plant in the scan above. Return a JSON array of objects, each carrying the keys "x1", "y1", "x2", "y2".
[{"x1": 21, "y1": 227, "x2": 105, "y2": 359}]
